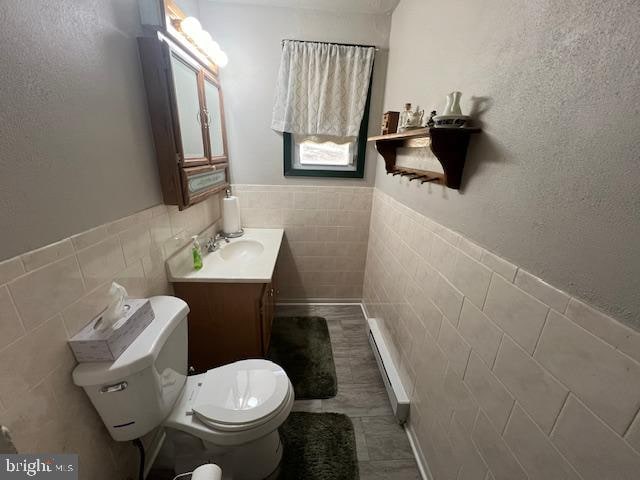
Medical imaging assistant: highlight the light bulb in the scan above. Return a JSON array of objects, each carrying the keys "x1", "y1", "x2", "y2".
[
  {"x1": 201, "y1": 37, "x2": 221, "y2": 61},
  {"x1": 191, "y1": 31, "x2": 207, "y2": 48},
  {"x1": 215, "y1": 50, "x2": 228, "y2": 68},
  {"x1": 195, "y1": 30, "x2": 212, "y2": 48},
  {"x1": 204, "y1": 41, "x2": 221, "y2": 58},
  {"x1": 180, "y1": 17, "x2": 202, "y2": 39},
  {"x1": 203, "y1": 39, "x2": 220, "y2": 54}
]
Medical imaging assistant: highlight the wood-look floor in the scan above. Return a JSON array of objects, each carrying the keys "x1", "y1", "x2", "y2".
[{"x1": 276, "y1": 304, "x2": 421, "y2": 480}]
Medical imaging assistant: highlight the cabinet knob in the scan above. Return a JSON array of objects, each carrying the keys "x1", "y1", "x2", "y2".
[{"x1": 269, "y1": 288, "x2": 274, "y2": 297}]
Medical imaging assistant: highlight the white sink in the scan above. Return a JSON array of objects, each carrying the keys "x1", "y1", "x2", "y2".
[
  {"x1": 219, "y1": 240, "x2": 264, "y2": 262},
  {"x1": 166, "y1": 228, "x2": 283, "y2": 283}
]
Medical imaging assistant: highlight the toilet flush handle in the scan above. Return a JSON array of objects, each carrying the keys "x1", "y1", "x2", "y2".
[{"x1": 100, "y1": 381, "x2": 128, "y2": 393}]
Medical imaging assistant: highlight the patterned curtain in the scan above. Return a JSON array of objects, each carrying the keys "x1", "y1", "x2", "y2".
[{"x1": 272, "y1": 40, "x2": 375, "y2": 138}]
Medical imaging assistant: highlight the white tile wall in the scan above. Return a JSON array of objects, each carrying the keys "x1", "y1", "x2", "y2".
[
  {"x1": 233, "y1": 184, "x2": 372, "y2": 301},
  {"x1": 534, "y1": 311, "x2": 640, "y2": 435},
  {"x1": 472, "y1": 411, "x2": 528, "y2": 480},
  {"x1": 3, "y1": 183, "x2": 638, "y2": 480},
  {"x1": 483, "y1": 275, "x2": 549, "y2": 354},
  {"x1": 436, "y1": 369, "x2": 479, "y2": 435},
  {"x1": 458, "y1": 300, "x2": 503, "y2": 368},
  {"x1": 437, "y1": 317, "x2": 472, "y2": 378},
  {"x1": 551, "y1": 396, "x2": 640, "y2": 480},
  {"x1": 0, "y1": 194, "x2": 222, "y2": 480},
  {"x1": 503, "y1": 405, "x2": 581, "y2": 480},
  {"x1": 493, "y1": 335, "x2": 568, "y2": 434},
  {"x1": 450, "y1": 251, "x2": 492, "y2": 309},
  {"x1": 464, "y1": 352, "x2": 514, "y2": 433},
  {"x1": 363, "y1": 189, "x2": 640, "y2": 480},
  {"x1": 564, "y1": 297, "x2": 640, "y2": 364},
  {"x1": 449, "y1": 411, "x2": 489, "y2": 480}
]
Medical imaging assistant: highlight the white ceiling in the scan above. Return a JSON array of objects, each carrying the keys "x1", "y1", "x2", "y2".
[{"x1": 207, "y1": 0, "x2": 400, "y2": 15}]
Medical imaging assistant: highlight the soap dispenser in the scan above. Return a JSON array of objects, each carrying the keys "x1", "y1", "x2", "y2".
[{"x1": 192, "y1": 235, "x2": 203, "y2": 270}]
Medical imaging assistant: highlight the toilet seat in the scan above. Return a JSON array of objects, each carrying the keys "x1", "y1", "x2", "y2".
[
  {"x1": 164, "y1": 367, "x2": 294, "y2": 447},
  {"x1": 195, "y1": 387, "x2": 293, "y2": 432},
  {"x1": 191, "y1": 360, "x2": 290, "y2": 431}
]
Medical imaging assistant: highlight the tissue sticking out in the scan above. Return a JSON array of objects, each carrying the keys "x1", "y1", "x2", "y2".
[{"x1": 94, "y1": 282, "x2": 128, "y2": 331}]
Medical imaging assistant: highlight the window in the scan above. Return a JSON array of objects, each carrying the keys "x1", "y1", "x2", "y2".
[
  {"x1": 298, "y1": 136, "x2": 353, "y2": 167},
  {"x1": 283, "y1": 81, "x2": 372, "y2": 178}
]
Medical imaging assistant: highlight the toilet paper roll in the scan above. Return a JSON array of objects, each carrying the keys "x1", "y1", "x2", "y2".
[
  {"x1": 191, "y1": 464, "x2": 222, "y2": 480},
  {"x1": 222, "y1": 196, "x2": 242, "y2": 234}
]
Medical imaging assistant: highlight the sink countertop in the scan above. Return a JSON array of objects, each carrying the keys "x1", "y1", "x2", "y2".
[{"x1": 166, "y1": 228, "x2": 284, "y2": 283}]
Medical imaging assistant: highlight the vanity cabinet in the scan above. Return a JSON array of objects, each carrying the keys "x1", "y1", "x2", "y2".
[
  {"x1": 173, "y1": 281, "x2": 277, "y2": 373},
  {"x1": 260, "y1": 282, "x2": 276, "y2": 353},
  {"x1": 138, "y1": 33, "x2": 229, "y2": 210}
]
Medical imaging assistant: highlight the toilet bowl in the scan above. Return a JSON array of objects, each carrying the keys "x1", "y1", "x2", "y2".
[
  {"x1": 164, "y1": 360, "x2": 294, "y2": 478},
  {"x1": 72, "y1": 296, "x2": 293, "y2": 480}
]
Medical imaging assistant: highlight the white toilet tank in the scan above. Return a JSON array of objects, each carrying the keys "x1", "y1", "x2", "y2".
[{"x1": 73, "y1": 296, "x2": 190, "y2": 441}]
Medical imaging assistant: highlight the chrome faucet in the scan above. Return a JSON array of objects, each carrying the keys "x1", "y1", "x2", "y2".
[{"x1": 206, "y1": 233, "x2": 230, "y2": 253}]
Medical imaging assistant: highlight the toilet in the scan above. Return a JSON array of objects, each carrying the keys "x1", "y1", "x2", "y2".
[{"x1": 72, "y1": 296, "x2": 294, "y2": 480}]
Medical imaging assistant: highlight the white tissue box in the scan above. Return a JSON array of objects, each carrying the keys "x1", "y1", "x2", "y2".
[{"x1": 68, "y1": 299, "x2": 155, "y2": 363}]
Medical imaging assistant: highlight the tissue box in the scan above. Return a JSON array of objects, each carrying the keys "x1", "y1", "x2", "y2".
[{"x1": 68, "y1": 299, "x2": 155, "y2": 363}]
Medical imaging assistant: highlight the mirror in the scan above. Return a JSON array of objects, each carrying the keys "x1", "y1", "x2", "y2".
[
  {"x1": 170, "y1": 52, "x2": 205, "y2": 159},
  {"x1": 204, "y1": 76, "x2": 225, "y2": 159}
]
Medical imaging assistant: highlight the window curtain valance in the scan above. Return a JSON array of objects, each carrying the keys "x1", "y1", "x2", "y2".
[{"x1": 271, "y1": 40, "x2": 375, "y2": 138}]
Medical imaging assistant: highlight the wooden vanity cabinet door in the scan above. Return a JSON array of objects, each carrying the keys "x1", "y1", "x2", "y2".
[
  {"x1": 260, "y1": 283, "x2": 275, "y2": 355},
  {"x1": 173, "y1": 282, "x2": 264, "y2": 372}
]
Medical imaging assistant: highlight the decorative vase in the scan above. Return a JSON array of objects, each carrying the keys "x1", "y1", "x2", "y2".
[
  {"x1": 443, "y1": 91, "x2": 463, "y2": 115},
  {"x1": 434, "y1": 91, "x2": 469, "y2": 127}
]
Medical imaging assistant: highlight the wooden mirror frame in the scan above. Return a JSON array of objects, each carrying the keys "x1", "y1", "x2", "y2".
[{"x1": 138, "y1": 24, "x2": 230, "y2": 209}]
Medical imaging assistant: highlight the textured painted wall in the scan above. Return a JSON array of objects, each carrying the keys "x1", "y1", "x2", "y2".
[
  {"x1": 0, "y1": 0, "x2": 162, "y2": 260},
  {"x1": 209, "y1": 0, "x2": 400, "y2": 15},
  {"x1": 378, "y1": 0, "x2": 640, "y2": 326},
  {"x1": 197, "y1": 1, "x2": 391, "y2": 186},
  {"x1": 363, "y1": 190, "x2": 640, "y2": 480}
]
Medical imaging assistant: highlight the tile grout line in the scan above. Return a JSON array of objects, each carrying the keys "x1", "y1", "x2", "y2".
[
  {"x1": 490, "y1": 333, "x2": 505, "y2": 371},
  {"x1": 72, "y1": 252, "x2": 89, "y2": 293},
  {"x1": 4, "y1": 284, "x2": 27, "y2": 336},
  {"x1": 548, "y1": 391, "x2": 571, "y2": 437},
  {"x1": 473, "y1": 405, "x2": 532, "y2": 480},
  {"x1": 515, "y1": 398, "x2": 588, "y2": 480},
  {"x1": 501, "y1": 400, "x2": 517, "y2": 436},
  {"x1": 0, "y1": 304, "x2": 62, "y2": 355},
  {"x1": 621, "y1": 403, "x2": 640, "y2": 439},
  {"x1": 481, "y1": 272, "x2": 493, "y2": 311},
  {"x1": 531, "y1": 307, "x2": 551, "y2": 357}
]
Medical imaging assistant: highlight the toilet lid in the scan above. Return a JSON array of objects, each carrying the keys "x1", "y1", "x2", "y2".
[{"x1": 192, "y1": 360, "x2": 290, "y2": 426}]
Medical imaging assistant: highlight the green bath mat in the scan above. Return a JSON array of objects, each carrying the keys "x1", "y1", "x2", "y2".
[
  {"x1": 277, "y1": 412, "x2": 358, "y2": 479},
  {"x1": 267, "y1": 316, "x2": 337, "y2": 399}
]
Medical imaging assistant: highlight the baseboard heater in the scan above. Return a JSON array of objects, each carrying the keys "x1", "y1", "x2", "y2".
[{"x1": 367, "y1": 318, "x2": 410, "y2": 423}]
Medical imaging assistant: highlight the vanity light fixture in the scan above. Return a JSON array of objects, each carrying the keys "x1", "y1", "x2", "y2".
[
  {"x1": 178, "y1": 16, "x2": 229, "y2": 68},
  {"x1": 179, "y1": 16, "x2": 201, "y2": 38}
]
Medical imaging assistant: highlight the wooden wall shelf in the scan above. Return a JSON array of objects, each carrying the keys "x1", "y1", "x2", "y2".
[{"x1": 368, "y1": 127, "x2": 480, "y2": 189}]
